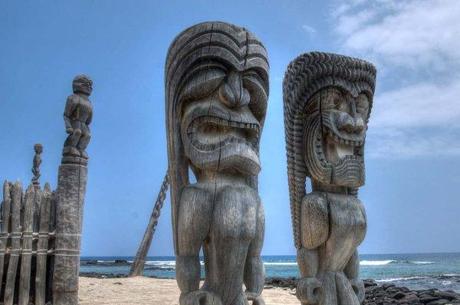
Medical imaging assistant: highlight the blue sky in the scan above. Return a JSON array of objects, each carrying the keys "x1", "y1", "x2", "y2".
[{"x1": 1, "y1": 0, "x2": 459, "y2": 256}]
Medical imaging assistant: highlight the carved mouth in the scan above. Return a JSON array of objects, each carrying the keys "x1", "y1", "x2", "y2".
[
  {"x1": 187, "y1": 116, "x2": 260, "y2": 151},
  {"x1": 181, "y1": 101, "x2": 262, "y2": 175},
  {"x1": 323, "y1": 127, "x2": 364, "y2": 166}
]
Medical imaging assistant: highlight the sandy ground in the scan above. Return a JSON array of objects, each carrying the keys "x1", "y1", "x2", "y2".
[{"x1": 79, "y1": 276, "x2": 298, "y2": 305}]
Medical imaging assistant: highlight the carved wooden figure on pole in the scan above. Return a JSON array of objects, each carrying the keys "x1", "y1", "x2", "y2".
[
  {"x1": 32, "y1": 143, "x2": 43, "y2": 188},
  {"x1": 166, "y1": 22, "x2": 269, "y2": 305},
  {"x1": 53, "y1": 74, "x2": 93, "y2": 305},
  {"x1": 63, "y1": 74, "x2": 93, "y2": 160},
  {"x1": 283, "y1": 52, "x2": 376, "y2": 305}
]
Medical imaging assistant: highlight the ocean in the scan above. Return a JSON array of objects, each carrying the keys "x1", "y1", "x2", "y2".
[{"x1": 80, "y1": 253, "x2": 460, "y2": 292}]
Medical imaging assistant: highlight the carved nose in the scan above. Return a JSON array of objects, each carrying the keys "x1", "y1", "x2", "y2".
[
  {"x1": 219, "y1": 71, "x2": 250, "y2": 108},
  {"x1": 354, "y1": 117, "x2": 365, "y2": 133},
  {"x1": 337, "y1": 112, "x2": 355, "y2": 133},
  {"x1": 337, "y1": 113, "x2": 364, "y2": 133}
]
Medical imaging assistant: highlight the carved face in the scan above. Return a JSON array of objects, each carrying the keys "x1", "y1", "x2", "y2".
[
  {"x1": 304, "y1": 87, "x2": 371, "y2": 188},
  {"x1": 34, "y1": 144, "x2": 43, "y2": 154},
  {"x1": 73, "y1": 75, "x2": 93, "y2": 96},
  {"x1": 180, "y1": 66, "x2": 267, "y2": 176}
]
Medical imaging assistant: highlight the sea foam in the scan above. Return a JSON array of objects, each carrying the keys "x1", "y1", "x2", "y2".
[{"x1": 360, "y1": 260, "x2": 396, "y2": 266}]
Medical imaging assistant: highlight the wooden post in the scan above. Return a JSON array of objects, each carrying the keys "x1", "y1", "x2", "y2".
[
  {"x1": 129, "y1": 173, "x2": 169, "y2": 277},
  {"x1": 35, "y1": 183, "x2": 52, "y2": 305},
  {"x1": 0, "y1": 181, "x2": 11, "y2": 298},
  {"x1": 18, "y1": 185, "x2": 36, "y2": 305},
  {"x1": 4, "y1": 182, "x2": 22, "y2": 305},
  {"x1": 52, "y1": 163, "x2": 87, "y2": 305}
]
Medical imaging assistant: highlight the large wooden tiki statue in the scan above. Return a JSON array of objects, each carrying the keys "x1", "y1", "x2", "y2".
[
  {"x1": 165, "y1": 22, "x2": 269, "y2": 305},
  {"x1": 283, "y1": 52, "x2": 376, "y2": 305}
]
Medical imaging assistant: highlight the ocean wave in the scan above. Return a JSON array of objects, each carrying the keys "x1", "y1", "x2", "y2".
[
  {"x1": 360, "y1": 260, "x2": 396, "y2": 266},
  {"x1": 145, "y1": 260, "x2": 176, "y2": 267},
  {"x1": 376, "y1": 276, "x2": 426, "y2": 283},
  {"x1": 442, "y1": 274, "x2": 460, "y2": 277},
  {"x1": 140, "y1": 261, "x2": 299, "y2": 268},
  {"x1": 360, "y1": 260, "x2": 435, "y2": 266},
  {"x1": 410, "y1": 261, "x2": 434, "y2": 265},
  {"x1": 263, "y1": 262, "x2": 297, "y2": 266}
]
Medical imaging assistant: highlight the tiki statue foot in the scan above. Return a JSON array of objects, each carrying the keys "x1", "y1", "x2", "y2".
[{"x1": 180, "y1": 291, "x2": 223, "y2": 305}]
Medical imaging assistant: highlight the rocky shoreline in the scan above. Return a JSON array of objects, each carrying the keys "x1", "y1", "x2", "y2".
[
  {"x1": 264, "y1": 278, "x2": 460, "y2": 305},
  {"x1": 79, "y1": 273, "x2": 460, "y2": 304}
]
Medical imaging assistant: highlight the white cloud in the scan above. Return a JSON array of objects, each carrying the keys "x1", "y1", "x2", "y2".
[
  {"x1": 301, "y1": 24, "x2": 316, "y2": 36},
  {"x1": 335, "y1": 0, "x2": 460, "y2": 68},
  {"x1": 367, "y1": 128, "x2": 460, "y2": 158},
  {"x1": 332, "y1": 0, "x2": 460, "y2": 158},
  {"x1": 372, "y1": 79, "x2": 460, "y2": 129}
]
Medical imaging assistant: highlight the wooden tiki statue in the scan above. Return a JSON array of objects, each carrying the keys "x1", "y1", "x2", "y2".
[
  {"x1": 165, "y1": 21, "x2": 269, "y2": 305},
  {"x1": 283, "y1": 52, "x2": 376, "y2": 305}
]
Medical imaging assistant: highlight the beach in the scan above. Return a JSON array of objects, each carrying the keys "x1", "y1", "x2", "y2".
[
  {"x1": 79, "y1": 277, "x2": 297, "y2": 305},
  {"x1": 81, "y1": 253, "x2": 460, "y2": 292},
  {"x1": 79, "y1": 276, "x2": 460, "y2": 305}
]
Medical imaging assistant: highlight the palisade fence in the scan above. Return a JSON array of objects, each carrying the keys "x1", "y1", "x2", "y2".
[{"x1": 0, "y1": 181, "x2": 55, "y2": 305}]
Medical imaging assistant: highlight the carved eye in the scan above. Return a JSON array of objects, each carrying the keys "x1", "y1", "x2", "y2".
[
  {"x1": 243, "y1": 69, "x2": 269, "y2": 117},
  {"x1": 243, "y1": 69, "x2": 268, "y2": 93},
  {"x1": 179, "y1": 65, "x2": 226, "y2": 102},
  {"x1": 333, "y1": 97, "x2": 342, "y2": 109},
  {"x1": 356, "y1": 94, "x2": 369, "y2": 116},
  {"x1": 320, "y1": 88, "x2": 342, "y2": 110},
  {"x1": 330, "y1": 91, "x2": 347, "y2": 112}
]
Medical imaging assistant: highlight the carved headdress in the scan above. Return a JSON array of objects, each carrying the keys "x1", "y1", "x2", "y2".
[
  {"x1": 283, "y1": 52, "x2": 376, "y2": 248},
  {"x1": 165, "y1": 21, "x2": 269, "y2": 252}
]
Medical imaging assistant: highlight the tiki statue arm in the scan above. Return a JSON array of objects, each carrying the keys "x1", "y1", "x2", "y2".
[
  {"x1": 64, "y1": 95, "x2": 77, "y2": 133},
  {"x1": 296, "y1": 192, "x2": 329, "y2": 304},
  {"x1": 244, "y1": 199, "x2": 265, "y2": 304}
]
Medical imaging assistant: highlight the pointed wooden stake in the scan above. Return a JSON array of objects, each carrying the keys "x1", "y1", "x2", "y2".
[{"x1": 129, "y1": 173, "x2": 169, "y2": 277}]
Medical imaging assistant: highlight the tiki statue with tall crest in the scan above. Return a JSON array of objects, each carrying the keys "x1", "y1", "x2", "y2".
[
  {"x1": 283, "y1": 52, "x2": 376, "y2": 305},
  {"x1": 165, "y1": 22, "x2": 269, "y2": 305}
]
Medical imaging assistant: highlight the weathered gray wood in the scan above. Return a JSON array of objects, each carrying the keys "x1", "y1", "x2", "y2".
[
  {"x1": 130, "y1": 173, "x2": 169, "y2": 277},
  {"x1": 0, "y1": 181, "x2": 12, "y2": 298},
  {"x1": 18, "y1": 184, "x2": 36, "y2": 305},
  {"x1": 283, "y1": 52, "x2": 376, "y2": 305},
  {"x1": 32, "y1": 144, "x2": 43, "y2": 189},
  {"x1": 52, "y1": 163, "x2": 87, "y2": 305},
  {"x1": 4, "y1": 181, "x2": 23, "y2": 305},
  {"x1": 166, "y1": 22, "x2": 269, "y2": 305},
  {"x1": 35, "y1": 183, "x2": 52, "y2": 305},
  {"x1": 53, "y1": 75, "x2": 93, "y2": 305}
]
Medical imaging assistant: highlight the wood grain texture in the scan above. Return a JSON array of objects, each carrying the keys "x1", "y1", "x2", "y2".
[
  {"x1": 18, "y1": 185, "x2": 36, "y2": 305},
  {"x1": 52, "y1": 164, "x2": 87, "y2": 305},
  {"x1": 283, "y1": 52, "x2": 376, "y2": 305},
  {"x1": 35, "y1": 183, "x2": 52, "y2": 305},
  {"x1": 4, "y1": 182, "x2": 23, "y2": 305},
  {"x1": 166, "y1": 22, "x2": 269, "y2": 305},
  {"x1": 0, "y1": 181, "x2": 12, "y2": 298}
]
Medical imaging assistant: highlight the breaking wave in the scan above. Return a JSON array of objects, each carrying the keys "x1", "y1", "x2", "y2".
[
  {"x1": 360, "y1": 260, "x2": 396, "y2": 266},
  {"x1": 360, "y1": 260, "x2": 434, "y2": 266}
]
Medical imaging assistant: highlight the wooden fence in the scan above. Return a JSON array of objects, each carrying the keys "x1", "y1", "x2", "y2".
[{"x1": 0, "y1": 181, "x2": 55, "y2": 305}]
